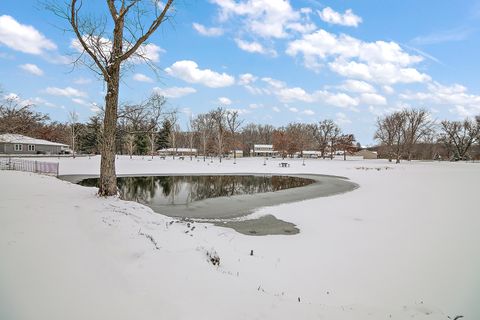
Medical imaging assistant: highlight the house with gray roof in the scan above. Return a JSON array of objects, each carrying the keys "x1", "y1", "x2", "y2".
[{"x1": 0, "y1": 134, "x2": 70, "y2": 155}]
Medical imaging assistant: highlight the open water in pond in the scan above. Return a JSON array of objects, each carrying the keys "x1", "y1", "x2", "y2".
[{"x1": 78, "y1": 175, "x2": 315, "y2": 207}]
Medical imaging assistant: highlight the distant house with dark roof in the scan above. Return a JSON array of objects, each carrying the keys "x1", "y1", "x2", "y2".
[{"x1": 0, "y1": 134, "x2": 70, "y2": 155}]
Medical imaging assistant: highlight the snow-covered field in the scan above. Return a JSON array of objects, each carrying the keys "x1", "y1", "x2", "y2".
[{"x1": 1, "y1": 156, "x2": 479, "y2": 320}]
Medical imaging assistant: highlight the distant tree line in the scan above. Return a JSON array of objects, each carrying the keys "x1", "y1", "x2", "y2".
[
  {"x1": 1, "y1": 91, "x2": 479, "y2": 162},
  {"x1": 374, "y1": 109, "x2": 480, "y2": 162}
]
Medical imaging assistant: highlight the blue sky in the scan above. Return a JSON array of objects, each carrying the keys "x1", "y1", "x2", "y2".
[{"x1": 1, "y1": 0, "x2": 480, "y2": 145}]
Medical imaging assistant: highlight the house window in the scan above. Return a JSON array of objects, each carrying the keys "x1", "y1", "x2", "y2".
[
  {"x1": 14, "y1": 144, "x2": 23, "y2": 151},
  {"x1": 28, "y1": 145, "x2": 35, "y2": 151}
]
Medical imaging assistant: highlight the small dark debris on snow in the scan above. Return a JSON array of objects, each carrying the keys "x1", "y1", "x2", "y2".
[
  {"x1": 250, "y1": 250, "x2": 254, "y2": 256},
  {"x1": 138, "y1": 229, "x2": 160, "y2": 250},
  {"x1": 206, "y1": 249, "x2": 220, "y2": 266}
]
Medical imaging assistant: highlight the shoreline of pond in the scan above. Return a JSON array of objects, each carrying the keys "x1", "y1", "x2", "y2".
[{"x1": 59, "y1": 173, "x2": 359, "y2": 236}]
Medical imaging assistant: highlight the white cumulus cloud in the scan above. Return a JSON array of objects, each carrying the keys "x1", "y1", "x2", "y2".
[
  {"x1": 218, "y1": 97, "x2": 232, "y2": 105},
  {"x1": 71, "y1": 98, "x2": 91, "y2": 107},
  {"x1": 133, "y1": 73, "x2": 154, "y2": 83},
  {"x1": 360, "y1": 93, "x2": 387, "y2": 105},
  {"x1": 399, "y1": 82, "x2": 480, "y2": 118},
  {"x1": 238, "y1": 73, "x2": 258, "y2": 85},
  {"x1": 341, "y1": 80, "x2": 376, "y2": 93},
  {"x1": 286, "y1": 28, "x2": 429, "y2": 85},
  {"x1": 71, "y1": 37, "x2": 163, "y2": 64},
  {"x1": 19, "y1": 63, "x2": 43, "y2": 76},
  {"x1": 329, "y1": 59, "x2": 430, "y2": 85},
  {"x1": 153, "y1": 86, "x2": 197, "y2": 98},
  {"x1": 0, "y1": 15, "x2": 57, "y2": 55},
  {"x1": 192, "y1": 23, "x2": 224, "y2": 36},
  {"x1": 44, "y1": 86, "x2": 87, "y2": 98},
  {"x1": 165, "y1": 60, "x2": 235, "y2": 88},
  {"x1": 261, "y1": 77, "x2": 359, "y2": 109},
  {"x1": 211, "y1": 0, "x2": 302, "y2": 39},
  {"x1": 335, "y1": 112, "x2": 352, "y2": 125},
  {"x1": 235, "y1": 38, "x2": 277, "y2": 56},
  {"x1": 302, "y1": 109, "x2": 315, "y2": 115},
  {"x1": 318, "y1": 7, "x2": 362, "y2": 27}
]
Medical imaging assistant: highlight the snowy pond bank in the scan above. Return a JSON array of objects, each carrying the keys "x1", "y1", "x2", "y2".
[
  {"x1": 61, "y1": 173, "x2": 358, "y2": 235},
  {"x1": 1, "y1": 156, "x2": 479, "y2": 320}
]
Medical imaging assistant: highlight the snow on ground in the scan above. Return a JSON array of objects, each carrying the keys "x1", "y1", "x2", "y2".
[{"x1": 1, "y1": 156, "x2": 479, "y2": 320}]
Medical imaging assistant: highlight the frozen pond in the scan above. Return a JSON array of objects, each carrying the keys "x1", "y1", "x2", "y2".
[{"x1": 71, "y1": 174, "x2": 358, "y2": 236}]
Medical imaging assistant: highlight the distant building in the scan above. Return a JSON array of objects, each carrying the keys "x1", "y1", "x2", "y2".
[
  {"x1": 355, "y1": 149, "x2": 378, "y2": 159},
  {"x1": 251, "y1": 144, "x2": 277, "y2": 157},
  {"x1": 0, "y1": 134, "x2": 70, "y2": 155},
  {"x1": 158, "y1": 147, "x2": 197, "y2": 156},
  {"x1": 229, "y1": 149, "x2": 244, "y2": 158},
  {"x1": 297, "y1": 150, "x2": 322, "y2": 158}
]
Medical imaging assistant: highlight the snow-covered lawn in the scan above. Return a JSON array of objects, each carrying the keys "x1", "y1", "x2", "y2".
[{"x1": 1, "y1": 156, "x2": 479, "y2": 320}]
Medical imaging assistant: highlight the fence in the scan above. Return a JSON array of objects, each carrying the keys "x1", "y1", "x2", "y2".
[{"x1": 0, "y1": 158, "x2": 59, "y2": 176}]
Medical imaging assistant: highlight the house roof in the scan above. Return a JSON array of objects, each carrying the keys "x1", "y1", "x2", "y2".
[
  {"x1": 253, "y1": 144, "x2": 273, "y2": 148},
  {"x1": 0, "y1": 134, "x2": 69, "y2": 147}
]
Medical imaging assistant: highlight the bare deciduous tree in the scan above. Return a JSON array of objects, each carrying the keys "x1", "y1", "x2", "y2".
[
  {"x1": 0, "y1": 95, "x2": 49, "y2": 135},
  {"x1": 337, "y1": 134, "x2": 356, "y2": 161},
  {"x1": 68, "y1": 110, "x2": 79, "y2": 158},
  {"x1": 272, "y1": 127, "x2": 288, "y2": 159},
  {"x1": 193, "y1": 113, "x2": 213, "y2": 161},
  {"x1": 226, "y1": 110, "x2": 244, "y2": 164},
  {"x1": 402, "y1": 109, "x2": 435, "y2": 161},
  {"x1": 168, "y1": 112, "x2": 178, "y2": 159},
  {"x1": 125, "y1": 133, "x2": 135, "y2": 159},
  {"x1": 210, "y1": 107, "x2": 227, "y2": 162},
  {"x1": 328, "y1": 123, "x2": 341, "y2": 159},
  {"x1": 375, "y1": 111, "x2": 408, "y2": 163},
  {"x1": 48, "y1": 0, "x2": 175, "y2": 196},
  {"x1": 440, "y1": 118, "x2": 480, "y2": 160},
  {"x1": 186, "y1": 115, "x2": 195, "y2": 160},
  {"x1": 121, "y1": 93, "x2": 168, "y2": 159},
  {"x1": 375, "y1": 109, "x2": 435, "y2": 163},
  {"x1": 313, "y1": 120, "x2": 337, "y2": 159}
]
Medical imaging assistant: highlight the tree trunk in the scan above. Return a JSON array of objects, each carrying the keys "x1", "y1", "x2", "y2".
[{"x1": 98, "y1": 75, "x2": 119, "y2": 196}]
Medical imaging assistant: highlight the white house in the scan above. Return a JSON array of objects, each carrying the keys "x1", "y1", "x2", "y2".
[{"x1": 251, "y1": 144, "x2": 277, "y2": 157}]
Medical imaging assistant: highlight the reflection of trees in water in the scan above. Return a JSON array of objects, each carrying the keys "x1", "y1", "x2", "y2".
[
  {"x1": 117, "y1": 176, "x2": 157, "y2": 204},
  {"x1": 79, "y1": 175, "x2": 314, "y2": 205},
  {"x1": 158, "y1": 176, "x2": 173, "y2": 197}
]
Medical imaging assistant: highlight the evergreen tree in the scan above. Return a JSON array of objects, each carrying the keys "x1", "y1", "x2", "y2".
[
  {"x1": 135, "y1": 133, "x2": 149, "y2": 155},
  {"x1": 156, "y1": 119, "x2": 171, "y2": 150},
  {"x1": 78, "y1": 116, "x2": 102, "y2": 154}
]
